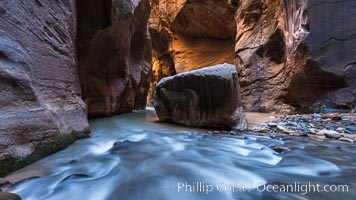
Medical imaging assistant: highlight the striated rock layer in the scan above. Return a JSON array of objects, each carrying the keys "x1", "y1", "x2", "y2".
[
  {"x1": 235, "y1": 0, "x2": 356, "y2": 112},
  {"x1": 148, "y1": 0, "x2": 237, "y2": 103},
  {"x1": 0, "y1": 0, "x2": 89, "y2": 172},
  {"x1": 154, "y1": 64, "x2": 247, "y2": 129},
  {"x1": 77, "y1": 0, "x2": 152, "y2": 117}
]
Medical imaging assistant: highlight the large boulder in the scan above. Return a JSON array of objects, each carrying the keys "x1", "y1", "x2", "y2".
[
  {"x1": 153, "y1": 64, "x2": 247, "y2": 129},
  {"x1": 0, "y1": 0, "x2": 89, "y2": 174},
  {"x1": 77, "y1": 0, "x2": 152, "y2": 117},
  {"x1": 235, "y1": 0, "x2": 356, "y2": 112}
]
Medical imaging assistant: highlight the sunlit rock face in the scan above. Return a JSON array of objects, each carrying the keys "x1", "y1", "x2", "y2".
[
  {"x1": 0, "y1": 0, "x2": 89, "y2": 164},
  {"x1": 148, "y1": 0, "x2": 237, "y2": 104},
  {"x1": 235, "y1": 0, "x2": 356, "y2": 112},
  {"x1": 154, "y1": 64, "x2": 247, "y2": 129},
  {"x1": 77, "y1": 0, "x2": 152, "y2": 117}
]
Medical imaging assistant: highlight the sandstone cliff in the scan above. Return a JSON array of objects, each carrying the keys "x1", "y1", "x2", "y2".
[
  {"x1": 235, "y1": 0, "x2": 356, "y2": 112},
  {"x1": 0, "y1": 0, "x2": 89, "y2": 173},
  {"x1": 148, "y1": 0, "x2": 238, "y2": 103},
  {"x1": 77, "y1": 0, "x2": 152, "y2": 117}
]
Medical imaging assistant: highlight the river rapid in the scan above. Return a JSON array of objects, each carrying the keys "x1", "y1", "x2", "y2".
[{"x1": 4, "y1": 110, "x2": 356, "y2": 200}]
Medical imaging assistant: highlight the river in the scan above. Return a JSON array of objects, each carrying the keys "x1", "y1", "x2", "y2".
[{"x1": 4, "y1": 110, "x2": 356, "y2": 200}]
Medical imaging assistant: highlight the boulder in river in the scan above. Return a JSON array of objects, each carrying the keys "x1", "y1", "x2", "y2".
[{"x1": 153, "y1": 63, "x2": 247, "y2": 129}]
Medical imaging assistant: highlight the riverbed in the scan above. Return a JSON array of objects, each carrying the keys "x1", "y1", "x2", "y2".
[{"x1": 4, "y1": 110, "x2": 356, "y2": 200}]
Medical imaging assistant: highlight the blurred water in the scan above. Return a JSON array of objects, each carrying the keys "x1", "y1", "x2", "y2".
[{"x1": 5, "y1": 110, "x2": 356, "y2": 200}]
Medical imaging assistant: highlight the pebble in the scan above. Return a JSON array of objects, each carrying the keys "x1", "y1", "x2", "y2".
[
  {"x1": 277, "y1": 126, "x2": 298, "y2": 136},
  {"x1": 307, "y1": 134, "x2": 326, "y2": 140},
  {"x1": 339, "y1": 138, "x2": 354, "y2": 143},
  {"x1": 272, "y1": 146, "x2": 289, "y2": 153},
  {"x1": 336, "y1": 127, "x2": 346, "y2": 132},
  {"x1": 247, "y1": 113, "x2": 355, "y2": 143},
  {"x1": 309, "y1": 128, "x2": 318, "y2": 134},
  {"x1": 315, "y1": 129, "x2": 341, "y2": 139},
  {"x1": 346, "y1": 126, "x2": 356, "y2": 134},
  {"x1": 267, "y1": 122, "x2": 278, "y2": 128},
  {"x1": 0, "y1": 179, "x2": 10, "y2": 188},
  {"x1": 257, "y1": 127, "x2": 270, "y2": 133}
]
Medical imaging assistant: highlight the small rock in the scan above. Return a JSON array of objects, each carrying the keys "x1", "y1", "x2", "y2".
[
  {"x1": 336, "y1": 127, "x2": 346, "y2": 132},
  {"x1": 277, "y1": 125, "x2": 298, "y2": 136},
  {"x1": 229, "y1": 131, "x2": 238, "y2": 135},
  {"x1": 317, "y1": 129, "x2": 341, "y2": 139},
  {"x1": 339, "y1": 137, "x2": 353, "y2": 143},
  {"x1": 257, "y1": 127, "x2": 270, "y2": 133},
  {"x1": 309, "y1": 128, "x2": 318, "y2": 134},
  {"x1": 0, "y1": 192, "x2": 21, "y2": 200},
  {"x1": 346, "y1": 126, "x2": 356, "y2": 134},
  {"x1": 325, "y1": 133, "x2": 341, "y2": 139},
  {"x1": 267, "y1": 122, "x2": 278, "y2": 128},
  {"x1": 307, "y1": 134, "x2": 326, "y2": 140},
  {"x1": 272, "y1": 146, "x2": 289, "y2": 153},
  {"x1": 317, "y1": 129, "x2": 340, "y2": 137},
  {"x1": 0, "y1": 179, "x2": 10, "y2": 188}
]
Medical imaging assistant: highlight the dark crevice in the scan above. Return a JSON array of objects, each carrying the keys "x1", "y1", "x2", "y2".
[
  {"x1": 256, "y1": 28, "x2": 286, "y2": 64},
  {"x1": 284, "y1": 59, "x2": 348, "y2": 103}
]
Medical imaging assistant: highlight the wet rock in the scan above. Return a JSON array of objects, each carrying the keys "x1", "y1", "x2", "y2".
[
  {"x1": 267, "y1": 122, "x2": 278, "y2": 128},
  {"x1": 0, "y1": 0, "x2": 89, "y2": 171},
  {"x1": 77, "y1": 0, "x2": 152, "y2": 117},
  {"x1": 252, "y1": 113, "x2": 355, "y2": 142},
  {"x1": 317, "y1": 129, "x2": 341, "y2": 139},
  {"x1": 339, "y1": 138, "x2": 353, "y2": 143},
  {"x1": 0, "y1": 192, "x2": 21, "y2": 200},
  {"x1": 336, "y1": 127, "x2": 346, "y2": 132},
  {"x1": 277, "y1": 126, "x2": 298, "y2": 136},
  {"x1": 272, "y1": 146, "x2": 289, "y2": 153},
  {"x1": 154, "y1": 63, "x2": 247, "y2": 129},
  {"x1": 346, "y1": 126, "x2": 356, "y2": 134},
  {"x1": 309, "y1": 128, "x2": 318, "y2": 134},
  {"x1": 257, "y1": 127, "x2": 271, "y2": 133},
  {"x1": 235, "y1": 0, "x2": 356, "y2": 112},
  {"x1": 0, "y1": 179, "x2": 9, "y2": 188},
  {"x1": 307, "y1": 134, "x2": 327, "y2": 141}
]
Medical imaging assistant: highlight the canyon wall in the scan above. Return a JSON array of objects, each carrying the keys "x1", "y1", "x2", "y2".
[
  {"x1": 0, "y1": 0, "x2": 89, "y2": 173},
  {"x1": 77, "y1": 0, "x2": 152, "y2": 117},
  {"x1": 235, "y1": 0, "x2": 356, "y2": 112},
  {"x1": 148, "y1": 0, "x2": 238, "y2": 104},
  {"x1": 0, "y1": 0, "x2": 153, "y2": 175}
]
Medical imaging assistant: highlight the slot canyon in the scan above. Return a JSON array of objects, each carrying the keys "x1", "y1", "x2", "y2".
[{"x1": 0, "y1": 0, "x2": 355, "y2": 200}]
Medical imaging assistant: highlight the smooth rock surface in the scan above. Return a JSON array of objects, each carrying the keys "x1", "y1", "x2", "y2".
[
  {"x1": 77, "y1": 0, "x2": 152, "y2": 117},
  {"x1": 0, "y1": 0, "x2": 89, "y2": 168},
  {"x1": 235, "y1": 0, "x2": 356, "y2": 112},
  {"x1": 154, "y1": 64, "x2": 247, "y2": 129}
]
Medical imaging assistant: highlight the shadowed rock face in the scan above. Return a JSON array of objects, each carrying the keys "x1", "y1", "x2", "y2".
[
  {"x1": 0, "y1": 0, "x2": 89, "y2": 165},
  {"x1": 154, "y1": 64, "x2": 247, "y2": 129},
  {"x1": 235, "y1": 0, "x2": 356, "y2": 112},
  {"x1": 77, "y1": 0, "x2": 152, "y2": 117},
  {"x1": 148, "y1": 0, "x2": 237, "y2": 104}
]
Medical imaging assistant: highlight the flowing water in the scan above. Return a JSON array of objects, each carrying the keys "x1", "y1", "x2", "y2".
[{"x1": 4, "y1": 110, "x2": 356, "y2": 200}]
